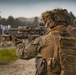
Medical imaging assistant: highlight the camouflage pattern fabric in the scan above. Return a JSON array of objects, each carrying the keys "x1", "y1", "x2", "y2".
[
  {"x1": 59, "y1": 37, "x2": 76, "y2": 75},
  {"x1": 41, "y1": 8, "x2": 75, "y2": 28},
  {"x1": 15, "y1": 8, "x2": 76, "y2": 75},
  {"x1": 15, "y1": 35, "x2": 48, "y2": 60},
  {"x1": 15, "y1": 25, "x2": 68, "y2": 75}
]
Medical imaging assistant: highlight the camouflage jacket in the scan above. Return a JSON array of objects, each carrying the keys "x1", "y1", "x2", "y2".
[
  {"x1": 16, "y1": 34, "x2": 48, "y2": 60},
  {"x1": 15, "y1": 25, "x2": 70, "y2": 60}
]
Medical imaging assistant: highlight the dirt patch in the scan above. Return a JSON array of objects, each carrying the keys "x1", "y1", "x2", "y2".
[{"x1": 0, "y1": 58, "x2": 36, "y2": 75}]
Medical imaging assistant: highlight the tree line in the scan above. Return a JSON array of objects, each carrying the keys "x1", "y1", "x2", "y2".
[
  {"x1": 0, "y1": 16, "x2": 39, "y2": 28},
  {"x1": 0, "y1": 11, "x2": 75, "y2": 28}
]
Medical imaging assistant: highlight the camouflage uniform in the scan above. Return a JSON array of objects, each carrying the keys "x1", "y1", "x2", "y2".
[
  {"x1": 15, "y1": 8, "x2": 75, "y2": 75},
  {"x1": 15, "y1": 25, "x2": 70, "y2": 75}
]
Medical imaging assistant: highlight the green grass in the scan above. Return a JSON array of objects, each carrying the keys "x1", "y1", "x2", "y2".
[{"x1": 0, "y1": 48, "x2": 18, "y2": 65}]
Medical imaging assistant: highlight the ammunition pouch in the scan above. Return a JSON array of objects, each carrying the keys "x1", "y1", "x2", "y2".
[{"x1": 35, "y1": 56, "x2": 47, "y2": 75}]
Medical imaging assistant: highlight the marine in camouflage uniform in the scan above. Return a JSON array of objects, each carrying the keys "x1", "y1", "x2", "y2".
[
  {"x1": 15, "y1": 25, "x2": 71, "y2": 75},
  {"x1": 14, "y1": 9, "x2": 72, "y2": 75}
]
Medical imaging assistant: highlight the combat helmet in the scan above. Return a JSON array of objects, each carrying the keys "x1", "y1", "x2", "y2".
[{"x1": 41, "y1": 8, "x2": 72, "y2": 28}]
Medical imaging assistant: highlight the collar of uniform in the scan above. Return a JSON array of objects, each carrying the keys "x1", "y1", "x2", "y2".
[{"x1": 46, "y1": 25, "x2": 66, "y2": 34}]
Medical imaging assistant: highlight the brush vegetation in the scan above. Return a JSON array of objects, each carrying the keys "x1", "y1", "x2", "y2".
[{"x1": 0, "y1": 48, "x2": 18, "y2": 65}]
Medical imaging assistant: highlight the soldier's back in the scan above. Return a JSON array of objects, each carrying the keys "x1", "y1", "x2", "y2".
[{"x1": 59, "y1": 35, "x2": 76, "y2": 75}]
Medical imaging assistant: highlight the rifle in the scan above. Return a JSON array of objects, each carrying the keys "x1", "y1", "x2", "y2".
[
  {"x1": 9, "y1": 26, "x2": 45, "y2": 40},
  {"x1": 2, "y1": 26, "x2": 45, "y2": 41}
]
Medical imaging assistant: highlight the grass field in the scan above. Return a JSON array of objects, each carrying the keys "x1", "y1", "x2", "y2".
[{"x1": 0, "y1": 48, "x2": 18, "y2": 65}]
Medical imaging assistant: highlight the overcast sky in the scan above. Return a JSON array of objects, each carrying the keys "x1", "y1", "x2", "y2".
[{"x1": 0, "y1": 0, "x2": 76, "y2": 18}]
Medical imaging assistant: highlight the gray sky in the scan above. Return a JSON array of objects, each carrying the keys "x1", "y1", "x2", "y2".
[{"x1": 0, "y1": 0, "x2": 76, "y2": 18}]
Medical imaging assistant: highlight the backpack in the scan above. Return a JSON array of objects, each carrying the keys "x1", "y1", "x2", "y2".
[
  {"x1": 59, "y1": 37, "x2": 76, "y2": 75},
  {"x1": 51, "y1": 31, "x2": 76, "y2": 75}
]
